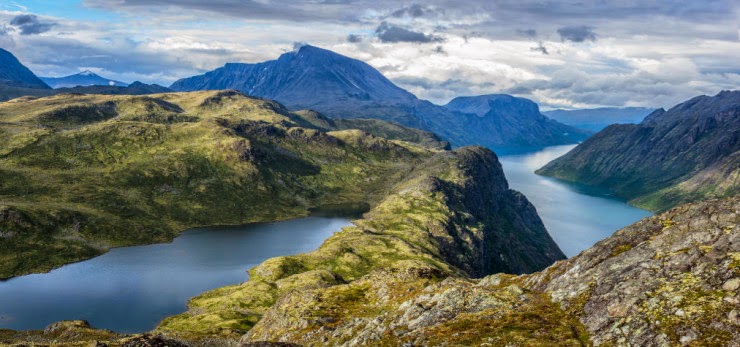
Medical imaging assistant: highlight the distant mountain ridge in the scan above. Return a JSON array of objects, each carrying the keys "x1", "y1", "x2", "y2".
[
  {"x1": 0, "y1": 48, "x2": 50, "y2": 90},
  {"x1": 42, "y1": 70, "x2": 128, "y2": 89},
  {"x1": 444, "y1": 94, "x2": 590, "y2": 150},
  {"x1": 537, "y1": 90, "x2": 740, "y2": 211},
  {"x1": 54, "y1": 81, "x2": 170, "y2": 95},
  {"x1": 171, "y1": 45, "x2": 589, "y2": 150},
  {"x1": 543, "y1": 107, "x2": 655, "y2": 131}
]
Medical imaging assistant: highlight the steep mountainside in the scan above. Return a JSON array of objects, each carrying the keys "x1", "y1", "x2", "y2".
[
  {"x1": 543, "y1": 107, "x2": 655, "y2": 131},
  {"x1": 241, "y1": 197, "x2": 739, "y2": 347},
  {"x1": 537, "y1": 90, "x2": 740, "y2": 211},
  {"x1": 444, "y1": 94, "x2": 590, "y2": 149},
  {"x1": 170, "y1": 45, "x2": 588, "y2": 150},
  {"x1": 0, "y1": 90, "x2": 562, "y2": 282},
  {"x1": 0, "y1": 48, "x2": 52, "y2": 102},
  {"x1": 0, "y1": 48, "x2": 50, "y2": 90},
  {"x1": 6, "y1": 197, "x2": 735, "y2": 346},
  {"x1": 41, "y1": 70, "x2": 128, "y2": 88}
]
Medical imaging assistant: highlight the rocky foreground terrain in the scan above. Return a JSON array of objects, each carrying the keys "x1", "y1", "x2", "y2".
[{"x1": 2, "y1": 196, "x2": 737, "y2": 346}]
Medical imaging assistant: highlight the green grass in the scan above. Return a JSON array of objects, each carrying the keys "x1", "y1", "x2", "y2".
[{"x1": 0, "y1": 91, "x2": 440, "y2": 279}]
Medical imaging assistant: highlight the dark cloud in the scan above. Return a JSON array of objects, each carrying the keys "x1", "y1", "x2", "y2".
[
  {"x1": 390, "y1": 4, "x2": 441, "y2": 18},
  {"x1": 375, "y1": 22, "x2": 443, "y2": 43},
  {"x1": 557, "y1": 25, "x2": 597, "y2": 42},
  {"x1": 516, "y1": 29, "x2": 537, "y2": 38},
  {"x1": 9, "y1": 14, "x2": 56, "y2": 35},
  {"x1": 347, "y1": 34, "x2": 362, "y2": 43},
  {"x1": 531, "y1": 42, "x2": 549, "y2": 55}
]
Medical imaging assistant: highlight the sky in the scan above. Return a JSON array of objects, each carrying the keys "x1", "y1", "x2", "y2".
[{"x1": 0, "y1": 0, "x2": 738, "y2": 109}]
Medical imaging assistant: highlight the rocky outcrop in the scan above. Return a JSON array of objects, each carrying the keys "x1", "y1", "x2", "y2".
[
  {"x1": 239, "y1": 197, "x2": 738, "y2": 346},
  {"x1": 528, "y1": 196, "x2": 739, "y2": 346},
  {"x1": 537, "y1": 90, "x2": 740, "y2": 211},
  {"x1": 4, "y1": 199, "x2": 737, "y2": 346},
  {"x1": 156, "y1": 146, "x2": 564, "y2": 338}
]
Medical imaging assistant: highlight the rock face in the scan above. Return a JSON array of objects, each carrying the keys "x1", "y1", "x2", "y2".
[
  {"x1": 528, "y1": 196, "x2": 740, "y2": 346},
  {"x1": 444, "y1": 94, "x2": 590, "y2": 149},
  {"x1": 238, "y1": 197, "x2": 738, "y2": 347},
  {"x1": 537, "y1": 90, "x2": 740, "y2": 211},
  {"x1": 170, "y1": 45, "x2": 588, "y2": 150},
  {"x1": 543, "y1": 107, "x2": 654, "y2": 132},
  {"x1": 41, "y1": 70, "x2": 128, "y2": 88},
  {"x1": 0, "y1": 48, "x2": 50, "y2": 89}
]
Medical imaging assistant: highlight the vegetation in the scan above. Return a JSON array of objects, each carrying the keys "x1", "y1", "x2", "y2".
[
  {"x1": 0, "y1": 90, "x2": 448, "y2": 279},
  {"x1": 537, "y1": 91, "x2": 739, "y2": 212}
]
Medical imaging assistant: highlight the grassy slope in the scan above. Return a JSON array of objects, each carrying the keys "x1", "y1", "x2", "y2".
[
  {"x1": 0, "y1": 90, "x2": 441, "y2": 279},
  {"x1": 156, "y1": 145, "x2": 564, "y2": 339},
  {"x1": 536, "y1": 92, "x2": 740, "y2": 212}
]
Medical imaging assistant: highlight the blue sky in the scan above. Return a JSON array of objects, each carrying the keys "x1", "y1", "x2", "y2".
[{"x1": 0, "y1": 0, "x2": 738, "y2": 109}]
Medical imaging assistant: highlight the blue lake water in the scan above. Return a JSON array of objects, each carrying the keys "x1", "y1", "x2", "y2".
[
  {"x1": 0, "y1": 145, "x2": 652, "y2": 333},
  {"x1": 499, "y1": 145, "x2": 653, "y2": 257},
  {"x1": 0, "y1": 217, "x2": 352, "y2": 332}
]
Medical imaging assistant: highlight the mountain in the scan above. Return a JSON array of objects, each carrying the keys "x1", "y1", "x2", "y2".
[
  {"x1": 444, "y1": 94, "x2": 591, "y2": 151},
  {"x1": 8, "y1": 197, "x2": 735, "y2": 346},
  {"x1": 0, "y1": 48, "x2": 52, "y2": 102},
  {"x1": 543, "y1": 107, "x2": 655, "y2": 132},
  {"x1": 0, "y1": 48, "x2": 50, "y2": 90},
  {"x1": 54, "y1": 81, "x2": 171, "y2": 95},
  {"x1": 41, "y1": 70, "x2": 128, "y2": 88},
  {"x1": 170, "y1": 45, "x2": 588, "y2": 151},
  {"x1": 0, "y1": 90, "x2": 562, "y2": 281},
  {"x1": 537, "y1": 90, "x2": 740, "y2": 211}
]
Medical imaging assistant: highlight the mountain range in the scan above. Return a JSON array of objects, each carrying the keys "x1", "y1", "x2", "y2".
[
  {"x1": 537, "y1": 90, "x2": 740, "y2": 211},
  {"x1": 41, "y1": 70, "x2": 128, "y2": 89},
  {"x1": 54, "y1": 81, "x2": 171, "y2": 95},
  {"x1": 543, "y1": 107, "x2": 655, "y2": 131},
  {"x1": 170, "y1": 45, "x2": 590, "y2": 150}
]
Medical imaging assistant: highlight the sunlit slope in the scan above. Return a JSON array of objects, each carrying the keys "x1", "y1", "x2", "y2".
[{"x1": 0, "y1": 90, "x2": 562, "y2": 280}]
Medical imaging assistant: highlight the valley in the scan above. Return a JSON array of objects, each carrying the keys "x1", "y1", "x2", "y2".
[{"x1": 0, "y1": 4, "x2": 737, "y2": 344}]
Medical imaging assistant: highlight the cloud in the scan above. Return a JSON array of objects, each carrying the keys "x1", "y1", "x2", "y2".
[
  {"x1": 557, "y1": 25, "x2": 597, "y2": 42},
  {"x1": 390, "y1": 4, "x2": 441, "y2": 18},
  {"x1": 531, "y1": 42, "x2": 549, "y2": 55},
  {"x1": 517, "y1": 29, "x2": 537, "y2": 38},
  {"x1": 9, "y1": 14, "x2": 56, "y2": 35},
  {"x1": 375, "y1": 22, "x2": 443, "y2": 43},
  {"x1": 4, "y1": 0, "x2": 736, "y2": 109}
]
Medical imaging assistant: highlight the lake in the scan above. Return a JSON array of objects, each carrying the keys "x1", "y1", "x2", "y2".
[
  {"x1": 498, "y1": 145, "x2": 653, "y2": 257},
  {"x1": 0, "y1": 145, "x2": 652, "y2": 333},
  {"x1": 0, "y1": 217, "x2": 353, "y2": 332}
]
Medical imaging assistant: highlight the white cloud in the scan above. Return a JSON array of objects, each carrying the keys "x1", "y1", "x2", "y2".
[{"x1": 0, "y1": 1, "x2": 738, "y2": 109}]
